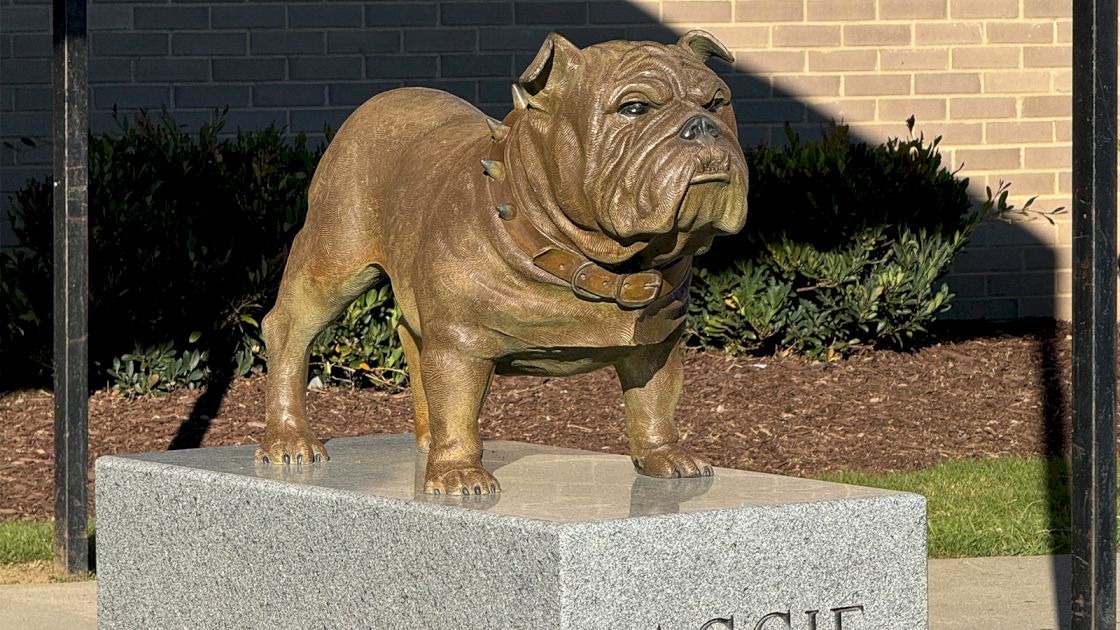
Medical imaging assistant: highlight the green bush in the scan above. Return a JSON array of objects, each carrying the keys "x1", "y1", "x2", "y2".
[
  {"x1": 1, "y1": 114, "x2": 1049, "y2": 393},
  {"x1": 688, "y1": 121, "x2": 1050, "y2": 361}
]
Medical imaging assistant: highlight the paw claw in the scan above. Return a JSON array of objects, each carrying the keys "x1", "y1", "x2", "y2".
[
  {"x1": 632, "y1": 445, "x2": 712, "y2": 480},
  {"x1": 425, "y1": 465, "x2": 500, "y2": 496}
]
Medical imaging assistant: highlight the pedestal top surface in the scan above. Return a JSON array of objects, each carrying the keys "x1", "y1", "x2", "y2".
[{"x1": 116, "y1": 434, "x2": 906, "y2": 523}]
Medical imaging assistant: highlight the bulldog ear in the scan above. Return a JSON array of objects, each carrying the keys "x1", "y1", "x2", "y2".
[
  {"x1": 517, "y1": 32, "x2": 583, "y2": 111},
  {"x1": 676, "y1": 29, "x2": 735, "y2": 64}
]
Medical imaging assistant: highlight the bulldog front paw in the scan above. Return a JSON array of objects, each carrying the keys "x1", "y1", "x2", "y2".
[
  {"x1": 424, "y1": 465, "x2": 500, "y2": 496},
  {"x1": 631, "y1": 445, "x2": 713, "y2": 478},
  {"x1": 255, "y1": 428, "x2": 329, "y2": 465}
]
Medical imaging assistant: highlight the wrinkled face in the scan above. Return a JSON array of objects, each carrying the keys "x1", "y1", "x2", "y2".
[{"x1": 519, "y1": 38, "x2": 748, "y2": 266}]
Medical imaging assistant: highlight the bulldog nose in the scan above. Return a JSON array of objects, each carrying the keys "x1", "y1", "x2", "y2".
[{"x1": 679, "y1": 115, "x2": 720, "y2": 142}]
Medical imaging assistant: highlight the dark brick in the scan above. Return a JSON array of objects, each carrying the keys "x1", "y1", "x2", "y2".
[
  {"x1": 0, "y1": 7, "x2": 48, "y2": 33},
  {"x1": 134, "y1": 6, "x2": 209, "y2": 30},
  {"x1": 92, "y1": 32, "x2": 169, "y2": 56},
  {"x1": 515, "y1": 1, "x2": 587, "y2": 25},
  {"x1": 945, "y1": 273, "x2": 986, "y2": 298},
  {"x1": 723, "y1": 74, "x2": 776, "y2": 99},
  {"x1": 0, "y1": 59, "x2": 49, "y2": 84},
  {"x1": 90, "y1": 58, "x2": 134, "y2": 83},
  {"x1": 172, "y1": 32, "x2": 247, "y2": 56},
  {"x1": 13, "y1": 86, "x2": 50, "y2": 110},
  {"x1": 365, "y1": 54, "x2": 437, "y2": 78},
  {"x1": 11, "y1": 33, "x2": 49, "y2": 58},
  {"x1": 0, "y1": 167, "x2": 50, "y2": 196},
  {"x1": 221, "y1": 109, "x2": 288, "y2": 133},
  {"x1": 478, "y1": 27, "x2": 551, "y2": 51},
  {"x1": 625, "y1": 25, "x2": 680, "y2": 41},
  {"x1": 174, "y1": 85, "x2": 252, "y2": 108},
  {"x1": 560, "y1": 27, "x2": 628, "y2": 47},
  {"x1": 734, "y1": 100, "x2": 804, "y2": 124},
  {"x1": 290, "y1": 56, "x2": 363, "y2": 80},
  {"x1": 251, "y1": 31, "x2": 324, "y2": 55},
  {"x1": 589, "y1": 1, "x2": 659, "y2": 24},
  {"x1": 212, "y1": 58, "x2": 287, "y2": 82},
  {"x1": 13, "y1": 143, "x2": 52, "y2": 166},
  {"x1": 88, "y1": 5, "x2": 132, "y2": 30},
  {"x1": 442, "y1": 2, "x2": 513, "y2": 25},
  {"x1": 0, "y1": 112, "x2": 50, "y2": 136},
  {"x1": 211, "y1": 6, "x2": 285, "y2": 29},
  {"x1": 402, "y1": 79, "x2": 476, "y2": 101},
  {"x1": 327, "y1": 30, "x2": 400, "y2": 53},
  {"x1": 941, "y1": 298, "x2": 1018, "y2": 320},
  {"x1": 94, "y1": 85, "x2": 172, "y2": 109},
  {"x1": 478, "y1": 78, "x2": 514, "y2": 103},
  {"x1": 329, "y1": 81, "x2": 402, "y2": 106},
  {"x1": 290, "y1": 108, "x2": 354, "y2": 133},
  {"x1": 404, "y1": 28, "x2": 476, "y2": 52},
  {"x1": 987, "y1": 272, "x2": 1055, "y2": 298},
  {"x1": 950, "y1": 246, "x2": 1024, "y2": 273},
  {"x1": 254, "y1": 83, "x2": 326, "y2": 107},
  {"x1": 135, "y1": 58, "x2": 211, "y2": 82},
  {"x1": 441, "y1": 53, "x2": 513, "y2": 78},
  {"x1": 364, "y1": 3, "x2": 437, "y2": 26},
  {"x1": 289, "y1": 3, "x2": 363, "y2": 28}
]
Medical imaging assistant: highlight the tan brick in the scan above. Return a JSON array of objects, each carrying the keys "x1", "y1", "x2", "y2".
[
  {"x1": 1057, "y1": 20, "x2": 1071, "y2": 43},
  {"x1": 738, "y1": 50, "x2": 806, "y2": 73},
  {"x1": 985, "y1": 171, "x2": 1057, "y2": 195},
  {"x1": 880, "y1": 0, "x2": 948, "y2": 19},
  {"x1": 696, "y1": 25, "x2": 770, "y2": 48},
  {"x1": 984, "y1": 71, "x2": 1051, "y2": 93},
  {"x1": 1025, "y1": 146, "x2": 1072, "y2": 169},
  {"x1": 880, "y1": 49, "x2": 949, "y2": 71},
  {"x1": 916, "y1": 23, "x2": 982, "y2": 45},
  {"x1": 1054, "y1": 119, "x2": 1070, "y2": 141},
  {"x1": 951, "y1": 0, "x2": 1019, "y2": 18},
  {"x1": 1058, "y1": 171, "x2": 1071, "y2": 193},
  {"x1": 880, "y1": 98, "x2": 947, "y2": 122},
  {"x1": 807, "y1": 0, "x2": 875, "y2": 21},
  {"x1": 933, "y1": 122, "x2": 984, "y2": 144},
  {"x1": 986, "y1": 121, "x2": 1054, "y2": 144},
  {"x1": 1024, "y1": 45, "x2": 1070, "y2": 68},
  {"x1": 1024, "y1": 0, "x2": 1071, "y2": 18},
  {"x1": 773, "y1": 25, "x2": 841, "y2": 47},
  {"x1": 808, "y1": 49, "x2": 877, "y2": 72},
  {"x1": 1052, "y1": 69, "x2": 1071, "y2": 94},
  {"x1": 915, "y1": 72, "x2": 981, "y2": 94},
  {"x1": 986, "y1": 22, "x2": 1055, "y2": 44},
  {"x1": 956, "y1": 148, "x2": 1021, "y2": 170},
  {"x1": 733, "y1": 0, "x2": 804, "y2": 22},
  {"x1": 950, "y1": 96, "x2": 1018, "y2": 119},
  {"x1": 845, "y1": 73, "x2": 911, "y2": 96},
  {"x1": 843, "y1": 24, "x2": 912, "y2": 46},
  {"x1": 772, "y1": 75, "x2": 841, "y2": 97},
  {"x1": 952, "y1": 46, "x2": 1020, "y2": 69},
  {"x1": 1021, "y1": 95, "x2": 1071, "y2": 117},
  {"x1": 663, "y1": 1, "x2": 732, "y2": 23},
  {"x1": 808, "y1": 98, "x2": 877, "y2": 122}
]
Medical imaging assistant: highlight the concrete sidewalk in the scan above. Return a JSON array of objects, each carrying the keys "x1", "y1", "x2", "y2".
[{"x1": 0, "y1": 555, "x2": 1105, "y2": 629}]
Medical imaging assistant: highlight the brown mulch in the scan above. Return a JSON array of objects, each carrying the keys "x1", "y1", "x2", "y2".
[{"x1": 0, "y1": 320, "x2": 1075, "y2": 522}]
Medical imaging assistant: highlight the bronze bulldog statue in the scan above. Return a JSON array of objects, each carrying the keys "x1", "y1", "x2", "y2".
[{"x1": 257, "y1": 31, "x2": 749, "y2": 495}]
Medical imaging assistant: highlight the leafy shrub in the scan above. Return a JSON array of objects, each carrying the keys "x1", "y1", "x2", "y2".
[
  {"x1": 309, "y1": 283, "x2": 408, "y2": 391},
  {"x1": 107, "y1": 339, "x2": 209, "y2": 397},
  {"x1": 688, "y1": 121, "x2": 1052, "y2": 360}
]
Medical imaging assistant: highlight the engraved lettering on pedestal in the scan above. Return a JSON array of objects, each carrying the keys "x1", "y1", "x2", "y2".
[
  {"x1": 753, "y1": 611, "x2": 791, "y2": 629},
  {"x1": 698, "y1": 616, "x2": 735, "y2": 630},
  {"x1": 805, "y1": 609, "x2": 819, "y2": 630},
  {"x1": 832, "y1": 605, "x2": 865, "y2": 629}
]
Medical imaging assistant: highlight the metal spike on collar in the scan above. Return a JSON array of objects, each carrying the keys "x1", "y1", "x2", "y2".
[
  {"x1": 481, "y1": 159, "x2": 506, "y2": 182},
  {"x1": 496, "y1": 203, "x2": 515, "y2": 221},
  {"x1": 486, "y1": 117, "x2": 510, "y2": 142},
  {"x1": 511, "y1": 84, "x2": 530, "y2": 110}
]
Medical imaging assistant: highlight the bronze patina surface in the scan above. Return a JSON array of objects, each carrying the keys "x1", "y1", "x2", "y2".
[{"x1": 258, "y1": 31, "x2": 749, "y2": 495}]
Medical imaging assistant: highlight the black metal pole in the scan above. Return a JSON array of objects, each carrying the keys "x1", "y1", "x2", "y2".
[
  {"x1": 51, "y1": 0, "x2": 89, "y2": 574},
  {"x1": 1071, "y1": 0, "x2": 1118, "y2": 626}
]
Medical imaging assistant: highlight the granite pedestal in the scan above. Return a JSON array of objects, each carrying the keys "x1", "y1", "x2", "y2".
[{"x1": 96, "y1": 434, "x2": 927, "y2": 629}]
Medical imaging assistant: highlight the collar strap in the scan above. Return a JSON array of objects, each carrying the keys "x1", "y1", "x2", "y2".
[{"x1": 481, "y1": 110, "x2": 688, "y2": 310}]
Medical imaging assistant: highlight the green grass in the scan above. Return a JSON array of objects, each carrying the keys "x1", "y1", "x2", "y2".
[
  {"x1": 0, "y1": 520, "x2": 95, "y2": 565},
  {"x1": 818, "y1": 457, "x2": 1073, "y2": 559}
]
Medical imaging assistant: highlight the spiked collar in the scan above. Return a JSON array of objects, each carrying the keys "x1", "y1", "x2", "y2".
[{"x1": 480, "y1": 92, "x2": 690, "y2": 310}]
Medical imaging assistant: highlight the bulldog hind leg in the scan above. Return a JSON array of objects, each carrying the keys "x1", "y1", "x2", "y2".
[
  {"x1": 259, "y1": 241, "x2": 385, "y2": 465},
  {"x1": 616, "y1": 338, "x2": 713, "y2": 478},
  {"x1": 397, "y1": 324, "x2": 431, "y2": 452}
]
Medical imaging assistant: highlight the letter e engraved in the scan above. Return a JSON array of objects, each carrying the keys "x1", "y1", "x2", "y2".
[
  {"x1": 699, "y1": 616, "x2": 735, "y2": 630},
  {"x1": 752, "y1": 611, "x2": 791, "y2": 630},
  {"x1": 805, "y1": 610, "x2": 819, "y2": 630},
  {"x1": 832, "y1": 605, "x2": 865, "y2": 630}
]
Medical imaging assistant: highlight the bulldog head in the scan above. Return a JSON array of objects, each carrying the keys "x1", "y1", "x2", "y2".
[{"x1": 507, "y1": 31, "x2": 749, "y2": 268}]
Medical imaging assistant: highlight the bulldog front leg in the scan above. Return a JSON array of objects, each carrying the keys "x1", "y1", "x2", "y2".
[
  {"x1": 616, "y1": 339, "x2": 713, "y2": 478},
  {"x1": 420, "y1": 345, "x2": 500, "y2": 495}
]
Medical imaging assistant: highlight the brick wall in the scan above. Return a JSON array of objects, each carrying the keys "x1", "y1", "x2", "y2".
[{"x1": 0, "y1": 0, "x2": 1080, "y2": 319}]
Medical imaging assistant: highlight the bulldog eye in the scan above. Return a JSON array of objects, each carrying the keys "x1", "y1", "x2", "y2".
[
  {"x1": 618, "y1": 102, "x2": 651, "y2": 116},
  {"x1": 704, "y1": 98, "x2": 725, "y2": 112}
]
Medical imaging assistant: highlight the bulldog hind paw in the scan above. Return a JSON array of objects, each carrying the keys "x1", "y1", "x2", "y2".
[
  {"x1": 631, "y1": 445, "x2": 713, "y2": 479},
  {"x1": 424, "y1": 466, "x2": 500, "y2": 496},
  {"x1": 255, "y1": 429, "x2": 329, "y2": 466}
]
